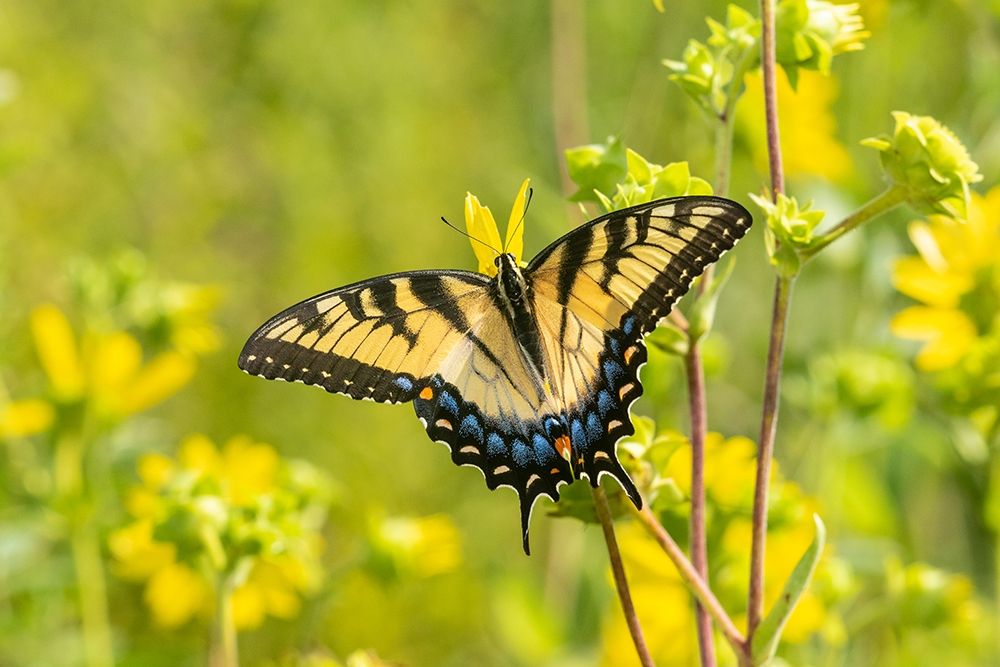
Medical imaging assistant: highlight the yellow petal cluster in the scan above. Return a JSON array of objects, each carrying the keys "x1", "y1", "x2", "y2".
[
  {"x1": 463, "y1": 178, "x2": 529, "y2": 276},
  {"x1": 28, "y1": 303, "x2": 194, "y2": 418},
  {"x1": 110, "y1": 435, "x2": 327, "y2": 631},
  {"x1": 891, "y1": 186, "x2": 1000, "y2": 370}
]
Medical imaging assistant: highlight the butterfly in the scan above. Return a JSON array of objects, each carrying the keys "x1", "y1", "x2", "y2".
[{"x1": 239, "y1": 195, "x2": 751, "y2": 553}]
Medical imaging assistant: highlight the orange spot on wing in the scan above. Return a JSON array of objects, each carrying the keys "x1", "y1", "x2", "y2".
[
  {"x1": 554, "y1": 435, "x2": 572, "y2": 461},
  {"x1": 419, "y1": 387, "x2": 434, "y2": 400},
  {"x1": 624, "y1": 345, "x2": 637, "y2": 364}
]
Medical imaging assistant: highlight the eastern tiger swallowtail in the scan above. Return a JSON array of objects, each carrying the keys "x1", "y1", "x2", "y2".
[{"x1": 239, "y1": 195, "x2": 751, "y2": 553}]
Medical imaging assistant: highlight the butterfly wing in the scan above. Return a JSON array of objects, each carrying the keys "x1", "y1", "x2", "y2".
[
  {"x1": 239, "y1": 269, "x2": 573, "y2": 552},
  {"x1": 527, "y1": 195, "x2": 752, "y2": 499}
]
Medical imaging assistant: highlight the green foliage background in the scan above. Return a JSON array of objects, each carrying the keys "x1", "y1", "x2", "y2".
[{"x1": 1, "y1": 1, "x2": 999, "y2": 666}]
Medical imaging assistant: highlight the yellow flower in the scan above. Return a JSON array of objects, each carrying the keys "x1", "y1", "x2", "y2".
[
  {"x1": 464, "y1": 178, "x2": 530, "y2": 276},
  {"x1": 111, "y1": 434, "x2": 329, "y2": 632},
  {"x1": 30, "y1": 304, "x2": 85, "y2": 400},
  {"x1": 0, "y1": 399, "x2": 55, "y2": 438},
  {"x1": 144, "y1": 562, "x2": 211, "y2": 628},
  {"x1": 28, "y1": 303, "x2": 195, "y2": 417},
  {"x1": 891, "y1": 186, "x2": 1000, "y2": 370},
  {"x1": 740, "y1": 70, "x2": 852, "y2": 182}
]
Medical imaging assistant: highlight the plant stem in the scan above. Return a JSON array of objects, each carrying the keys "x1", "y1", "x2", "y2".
[
  {"x1": 591, "y1": 487, "x2": 655, "y2": 667},
  {"x1": 211, "y1": 576, "x2": 239, "y2": 667},
  {"x1": 759, "y1": 0, "x2": 784, "y2": 198},
  {"x1": 746, "y1": 0, "x2": 788, "y2": 642},
  {"x1": 70, "y1": 521, "x2": 114, "y2": 667},
  {"x1": 55, "y1": 431, "x2": 114, "y2": 667},
  {"x1": 747, "y1": 274, "x2": 793, "y2": 636},
  {"x1": 800, "y1": 186, "x2": 908, "y2": 260},
  {"x1": 686, "y1": 344, "x2": 716, "y2": 667},
  {"x1": 632, "y1": 505, "x2": 748, "y2": 661}
]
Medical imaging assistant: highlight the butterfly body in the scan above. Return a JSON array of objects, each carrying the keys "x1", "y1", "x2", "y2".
[{"x1": 240, "y1": 196, "x2": 751, "y2": 553}]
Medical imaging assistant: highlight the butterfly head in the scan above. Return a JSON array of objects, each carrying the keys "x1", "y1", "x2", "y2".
[{"x1": 495, "y1": 252, "x2": 527, "y2": 305}]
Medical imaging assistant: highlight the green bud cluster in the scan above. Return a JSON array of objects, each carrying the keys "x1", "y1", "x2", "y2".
[{"x1": 862, "y1": 111, "x2": 982, "y2": 220}]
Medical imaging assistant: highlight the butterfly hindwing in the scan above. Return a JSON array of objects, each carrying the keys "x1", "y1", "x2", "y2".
[{"x1": 527, "y1": 196, "x2": 752, "y2": 499}]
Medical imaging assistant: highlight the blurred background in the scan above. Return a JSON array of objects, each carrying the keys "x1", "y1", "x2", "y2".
[{"x1": 1, "y1": 1, "x2": 999, "y2": 666}]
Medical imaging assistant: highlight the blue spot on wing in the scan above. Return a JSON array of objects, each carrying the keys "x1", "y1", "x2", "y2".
[
  {"x1": 609, "y1": 337, "x2": 621, "y2": 356},
  {"x1": 622, "y1": 315, "x2": 637, "y2": 336},
  {"x1": 486, "y1": 432, "x2": 505, "y2": 458},
  {"x1": 438, "y1": 391, "x2": 460, "y2": 416},
  {"x1": 512, "y1": 439, "x2": 533, "y2": 467},
  {"x1": 586, "y1": 412, "x2": 603, "y2": 442},
  {"x1": 459, "y1": 414, "x2": 483, "y2": 443},
  {"x1": 532, "y1": 434, "x2": 556, "y2": 464},
  {"x1": 393, "y1": 376, "x2": 413, "y2": 392},
  {"x1": 571, "y1": 418, "x2": 588, "y2": 451},
  {"x1": 597, "y1": 390, "x2": 615, "y2": 417},
  {"x1": 603, "y1": 359, "x2": 625, "y2": 385}
]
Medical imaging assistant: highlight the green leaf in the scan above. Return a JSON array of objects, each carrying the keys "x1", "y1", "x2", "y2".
[
  {"x1": 751, "y1": 514, "x2": 827, "y2": 664},
  {"x1": 564, "y1": 137, "x2": 628, "y2": 202}
]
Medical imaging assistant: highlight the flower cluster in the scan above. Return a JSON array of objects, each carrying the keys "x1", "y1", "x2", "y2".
[
  {"x1": 863, "y1": 112, "x2": 982, "y2": 221},
  {"x1": 665, "y1": 1, "x2": 868, "y2": 118},
  {"x1": 109, "y1": 434, "x2": 332, "y2": 630},
  {"x1": 750, "y1": 192, "x2": 826, "y2": 277},
  {"x1": 564, "y1": 140, "x2": 713, "y2": 210}
]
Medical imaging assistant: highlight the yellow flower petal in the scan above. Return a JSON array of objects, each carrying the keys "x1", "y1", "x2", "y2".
[
  {"x1": 464, "y1": 193, "x2": 503, "y2": 276},
  {"x1": 138, "y1": 453, "x2": 175, "y2": 489},
  {"x1": 179, "y1": 433, "x2": 220, "y2": 474},
  {"x1": 0, "y1": 399, "x2": 55, "y2": 438},
  {"x1": 126, "y1": 487, "x2": 162, "y2": 518},
  {"x1": 252, "y1": 562, "x2": 301, "y2": 618},
  {"x1": 231, "y1": 581, "x2": 267, "y2": 630},
  {"x1": 890, "y1": 306, "x2": 977, "y2": 370},
  {"x1": 118, "y1": 351, "x2": 195, "y2": 415},
  {"x1": 108, "y1": 519, "x2": 176, "y2": 580},
  {"x1": 221, "y1": 436, "x2": 278, "y2": 504},
  {"x1": 145, "y1": 562, "x2": 209, "y2": 627},
  {"x1": 891, "y1": 256, "x2": 970, "y2": 307},
  {"x1": 503, "y1": 178, "x2": 530, "y2": 266},
  {"x1": 88, "y1": 332, "x2": 143, "y2": 415},
  {"x1": 741, "y1": 71, "x2": 852, "y2": 182},
  {"x1": 30, "y1": 304, "x2": 85, "y2": 400}
]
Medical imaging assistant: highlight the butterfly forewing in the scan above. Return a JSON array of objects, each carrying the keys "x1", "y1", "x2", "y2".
[{"x1": 527, "y1": 196, "x2": 752, "y2": 498}]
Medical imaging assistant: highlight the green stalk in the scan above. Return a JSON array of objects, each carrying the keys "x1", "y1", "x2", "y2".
[
  {"x1": 747, "y1": 0, "x2": 788, "y2": 641},
  {"x1": 211, "y1": 576, "x2": 239, "y2": 667},
  {"x1": 801, "y1": 185, "x2": 908, "y2": 261},
  {"x1": 55, "y1": 430, "x2": 114, "y2": 667},
  {"x1": 592, "y1": 487, "x2": 655, "y2": 667}
]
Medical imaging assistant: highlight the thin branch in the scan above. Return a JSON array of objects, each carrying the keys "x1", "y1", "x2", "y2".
[
  {"x1": 747, "y1": 274, "x2": 793, "y2": 635},
  {"x1": 759, "y1": 0, "x2": 784, "y2": 198},
  {"x1": 800, "y1": 186, "x2": 908, "y2": 261},
  {"x1": 747, "y1": 0, "x2": 788, "y2": 640},
  {"x1": 592, "y1": 487, "x2": 655, "y2": 667},
  {"x1": 632, "y1": 505, "x2": 747, "y2": 660},
  {"x1": 686, "y1": 345, "x2": 716, "y2": 667}
]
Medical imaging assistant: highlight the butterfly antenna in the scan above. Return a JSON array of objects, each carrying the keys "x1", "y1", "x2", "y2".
[
  {"x1": 440, "y1": 216, "x2": 500, "y2": 254},
  {"x1": 503, "y1": 187, "x2": 533, "y2": 254}
]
